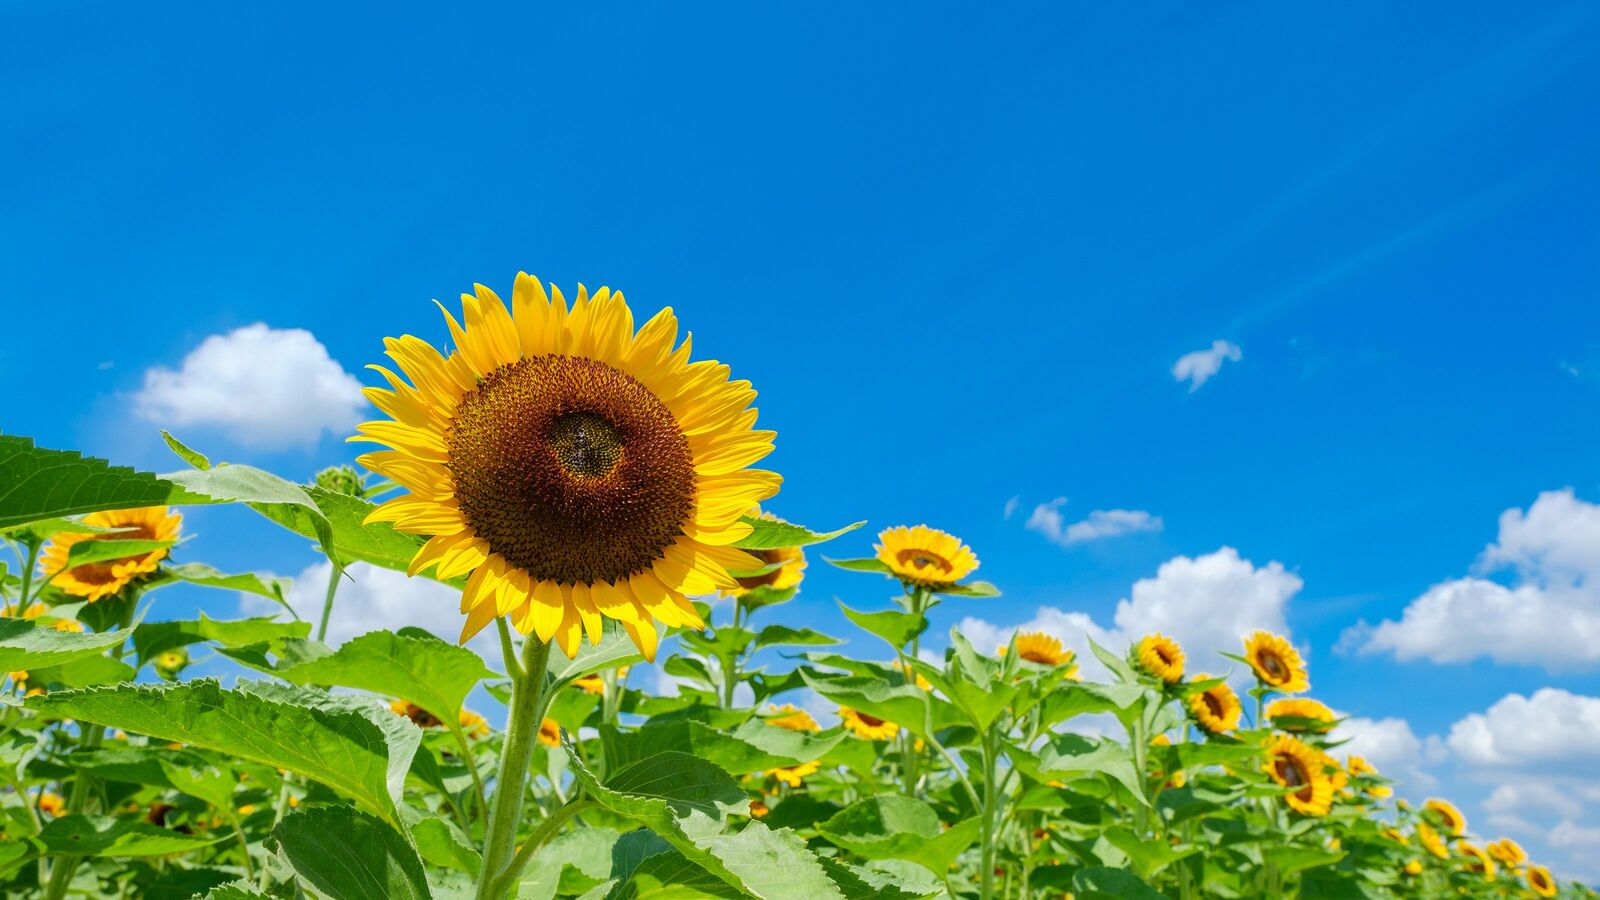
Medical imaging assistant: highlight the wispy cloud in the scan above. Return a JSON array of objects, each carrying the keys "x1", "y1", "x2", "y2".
[
  {"x1": 1171, "y1": 339, "x2": 1242, "y2": 392},
  {"x1": 1025, "y1": 498, "x2": 1163, "y2": 546}
]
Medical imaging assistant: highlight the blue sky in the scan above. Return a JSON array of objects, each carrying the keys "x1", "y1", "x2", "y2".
[{"x1": 5, "y1": 0, "x2": 1600, "y2": 879}]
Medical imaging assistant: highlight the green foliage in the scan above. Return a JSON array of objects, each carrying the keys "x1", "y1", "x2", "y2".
[
  {"x1": 0, "y1": 436, "x2": 176, "y2": 530},
  {"x1": 272, "y1": 806, "x2": 431, "y2": 900}
]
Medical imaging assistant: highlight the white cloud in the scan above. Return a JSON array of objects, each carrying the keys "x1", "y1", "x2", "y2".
[
  {"x1": 1003, "y1": 496, "x2": 1021, "y2": 520},
  {"x1": 1330, "y1": 715, "x2": 1439, "y2": 791},
  {"x1": 240, "y1": 560, "x2": 500, "y2": 662},
  {"x1": 957, "y1": 547, "x2": 1301, "y2": 683},
  {"x1": 1446, "y1": 688, "x2": 1600, "y2": 767},
  {"x1": 135, "y1": 323, "x2": 367, "y2": 449},
  {"x1": 1349, "y1": 490, "x2": 1600, "y2": 671},
  {"x1": 1025, "y1": 498, "x2": 1164, "y2": 547},
  {"x1": 1171, "y1": 339, "x2": 1241, "y2": 391}
]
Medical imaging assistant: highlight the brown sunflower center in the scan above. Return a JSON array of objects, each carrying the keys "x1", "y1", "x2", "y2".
[
  {"x1": 1155, "y1": 645, "x2": 1176, "y2": 667},
  {"x1": 899, "y1": 549, "x2": 951, "y2": 574},
  {"x1": 735, "y1": 548, "x2": 787, "y2": 590},
  {"x1": 1276, "y1": 755, "x2": 1308, "y2": 789},
  {"x1": 446, "y1": 355, "x2": 694, "y2": 585},
  {"x1": 1020, "y1": 647, "x2": 1055, "y2": 665},
  {"x1": 1259, "y1": 651, "x2": 1286, "y2": 679},
  {"x1": 856, "y1": 712, "x2": 886, "y2": 728},
  {"x1": 1203, "y1": 691, "x2": 1225, "y2": 719},
  {"x1": 1532, "y1": 871, "x2": 1551, "y2": 889}
]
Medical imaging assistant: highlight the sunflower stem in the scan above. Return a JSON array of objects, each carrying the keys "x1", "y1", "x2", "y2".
[
  {"x1": 314, "y1": 561, "x2": 344, "y2": 643},
  {"x1": 476, "y1": 631, "x2": 552, "y2": 900}
]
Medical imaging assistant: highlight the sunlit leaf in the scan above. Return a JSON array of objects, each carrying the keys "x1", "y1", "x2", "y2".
[
  {"x1": 39, "y1": 814, "x2": 223, "y2": 857},
  {"x1": 0, "y1": 435, "x2": 177, "y2": 531},
  {"x1": 816, "y1": 796, "x2": 981, "y2": 875},
  {"x1": 0, "y1": 616, "x2": 130, "y2": 672},
  {"x1": 271, "y1": 805, "x2": 431, "y2": 900},
  {"x1": 735, "y1": 518, "x2": 863, "y2": 550},
  {"x1": 272, "y1": 629, "x2": 497, "y2": 726}
]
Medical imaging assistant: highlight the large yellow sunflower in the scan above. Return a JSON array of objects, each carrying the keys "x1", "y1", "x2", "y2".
[
  {"x1": 1187, "y1": 674, "x2": 1242, "y2": 734},
  {"x1": 354, "y1": 275, "x2": 779, "y2": 660},
  {"x1": 727, "y1": 512, "x2": 806, "y2": 595},
  {"x1": 839, "y1": 706, "x2": 899, "y2": 741},
  {"x1": 39, "y1": 507, "x2": 181, "y2": 602},
  {"x1": 1262, "y1": 734, "x2": 1334, "y2": 816},
  {"x1": 1526, "y1": 864, "x2": 1558, "y2": 898},
  {"x1": 1486, "y1": 838, "x2": 1526, "y2": 866},
  {"x1": 1243, "y1": 631, "x2": 1309, "y2": 693},
  {"x1": 1457, "y1": 842, "x2": 1496, "y2": 880},
  {"x1": 1417, "y1": 822, "x2": 1450, "y2": 860},
  {"x1": 1423, "y1": 798, "x2": 1467, "y2": 836},
  {"x1": 1134, "y1": 634, "x2": 1185, "y2": 683},
  {"x1": 874, "y1": 525, "x2": 978, "y2": 588},
  {"x1": 1266, "y1": 698, "x2": 1336, "y2": 733}
]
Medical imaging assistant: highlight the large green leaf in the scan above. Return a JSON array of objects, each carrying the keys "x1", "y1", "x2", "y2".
[
  {"x1": 272, "y1": 806, "x2": 431, "y2": 900},
  {"x1": 1011, "y1": 733, "x2": 1148, "y2": 808},
  {"x1": 753, "y1": 625, "x2": 840, "y2": 651},
  {"x1": 0, "y1": 436, "x2": 177, "y2": 530},
  {"x1": 132, "y1": 614, "x2": 311, "y2": 666},
  {"x1": 67, "y1": 746, "x2": 235, "y2": 808},
  {"x1": 272, "y1": 629, "x2": 497, "y2": 725},
  {"x1": 607, "y1": 719, "x2": 844, "y2": 776},
  {"x1": 734, "y1": 518, "x2": 863, "y2": 550},
  {"x1": 38, "y1": 814, "x2": 223, "y2": 857},
  {"x1": 162, "y1": 461, "x2": 335, "y2": 558},
  {"x1": 837, "y1": 603, "x2": 925, "y2": 651},
  {"x1": 547, "y1": 621, "x2": 646, "y2": 690},
  {"x1": 816, "y1": 796, "x2": 981, "y2": 875},
  {"x1": 249, "y1": 484, "x2": 430, "y2": 575},
  {"x1": 151, "y1": 563, "x2": 293, "y2": 605},
  {"x1": 1072, "y1": 867, "x2": 1166, "y2": 900},
  {"x1": 0, "y1": 617, "x2": 129, "y2": 671},
  {"x1": 799, "y1": 670, "x2": 964, "y2": 738},
  {"x1": 26, "y1": 679, "x2": 419, "y2": 829}
]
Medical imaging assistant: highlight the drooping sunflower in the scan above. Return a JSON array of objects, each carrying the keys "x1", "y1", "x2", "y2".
[
  {"x1": 354, "y1": 275, "x2": 779, "y2": 661},
  {"x1": 839, "y1": 706, "x2": 899, "y2": 741},
  {"x1": 1243, "y1": 631, "x2": 1309, "y2": 693},
  {"x1": 1486, "y1": 838, "x2": 1526, "y2": 866},
  {"x1": 874, "y1": 525, "x2": 978, "y2": 588},
  {"x1": 727, "y1": 512, "x2": 806, "y2": 595},
  {"x1": 766, "y1": 760, "x2": 820, "y2": 788},
  {"x1": 1417, "y1": 822, "x2": 1450, "y2": 860},
  {"x1": 766, "y1": 703, "x2": 820, "y2": 733},
  {"x1": 1133, "y1": 634, "x2": 1185, "y2": 683},
  {"x1": 1262, "y1": 734, "x2": 1334, "y2": 816},
  {"x1": 1457, "y1": 842, "x2": 1496, "y2": 880},
  {"x1": 1526, "y1": 864, "x2": 1558, "y2": 898},
  {"x1": 1187, "y1": 674, "x2": 1242, "y2": 734},
  {"x1": 39, "y1": 506, "x2": 182, "y2": 602},
  {"x1": 1266, "y1": 698, "x2": 1336, "y2": 733},
  {"x1": 1423, "y1": 798, "x2": 1467, "y2": 836},
  {"x1": 537, "y1": 718, "x2": 562, "y2": 748}
]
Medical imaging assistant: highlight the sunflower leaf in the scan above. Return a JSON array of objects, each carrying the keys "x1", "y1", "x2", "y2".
[
  {"x1": 38, "y1": 814, "x2": 224, "y2": 857},
  {"x1": 160, "y1": 430, "x2": 211, "y2": 470},
  {"x1": 25, "y1": 679, "x2": 420, "y2": 830},
  {"x1": 838, "y1": 602, "x2": 926, "y2": 650},
  {"x1": 824, "y1": 557, "x2": 892, "y2": 575},
  {"x1": 816, "y1": 796, "x2": 982, "y2": 875},
  {"x1": 546, "y1": 621, "x2": 646, "y2": 690},
  {"x1": 930, "y1": 580, "x2": 1000, "y2": 598},
  {"x1": 161, "y1": 461, "x2": 337, "y2": 560},
  {"x1": 60, "y1": 537, "x2": 176, "y2": 569},
  {"x1": 271, "y1": 805, "x2": 432, "y2": 900},
  {"x1": 0, "y1": 435, "x2": 179, "y2": 531},
  {"x1": 0, "y1": 617, "x2": 131, "y2": 672},
  {"x1": 753, "y1": 625, "x2": 840, "y2": 650},
  {"x1": 131, "y1": 613, "x2": 311, "y2": 667},
  {"x1": 736, "y1": 518, "x2": 863, "y2": 550},
  {"x1": 271, "y1": 629, "x2": 497, "y2": 726},
  {"x1": 150, "y1": 563, "x2": 294, "y2": 606}
]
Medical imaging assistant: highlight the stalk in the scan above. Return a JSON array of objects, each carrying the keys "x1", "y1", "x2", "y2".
[
  {"x1": 979, "y1": 730, "x2": 999, "y2": 900},
  {"x1": 314, "y1": 561, "x2": 344, "y2": 643},
  {"x1": 475, "y1": 632, "x2": 554, "y2": 900}
]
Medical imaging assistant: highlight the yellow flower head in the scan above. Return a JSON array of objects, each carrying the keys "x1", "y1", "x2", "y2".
[
  {"x1": 727, "y1": 512, "x2": 807, "y2": 595},
  {"x1": 1262, "y1": 734, "x2": 1334, "y2": 816},
  {"x1": 1485, "y1": 838, "x2": 1527, "y2": 866},
  {"x1": 1457, "y1": 842, "x2": 1496, "y2": 880},
  {"x1": 1001, "y1": 631, "x2": 1073, "y2": 669},
  {"x1": 155, "y1": 649, "x2": 188, "y2": 671},
  {"x1": 574, "y1": 666, "x2": 629, "y2": 696},
  {"x1": 1526, "y1": 864, "x2": 1558, "y2": 898},
  {"x1": 1, "y1": 602, "x2": 46, "y2": 619},
  {"x1": 1187, "y1": 674, "x2": 1242, "y2": 734},
  {"x1": 537, "y1": 718, "x2": 562, "y2": 748},
  {"x1": 1382, "y1": 827, "x2": 1409, "y2": 845},
  {"x1": 1347, "y1": 755, "x2": 1392, "y2": 798},
  {"x1": 1266, "y1": 698, "x2": 1336, "y2": 733},
  {"x1": 39, "y1": 507, "x2": 181, "y2": 602},
  {"x1": 1417, "y1": 822, "x2": 1450, "y2": 860},
  {"x1": 1423, "y1": 798, "x2": 1467, "y2": 836},
  {"x1": 38, "y1": 792, "x2": 65, "y2": 817},
  {"x1": 1243, "y1": 631, "x2": 1308, "y2": 693},
  {"x1": 749, "y1": 799, "x2": 770, "y2": 818},
  {"x1": 1402, "y1": 859, "x2": 1423, "y2": 876},
  {"x1": 766, "y1": 704, "x2": 820, "y2": 733},
  {"x1": 1134, "y1": 634, "x2": 1185, "y2": 683},
  {"x1": 839, "y1": 706, "x2": 899, "y2": 741},
  {"x1": 52, "y1": 619, "x2": 85, "y2": 633},
  {"x1": 389, "y1": 699, "x2": 442, "y2": 728},
  {"x1": 459, "y1": 709, "x2": 490, "y2": 739},
  {"x1": 890, "y1": 659, "x2": 933, "y2": 691},
  {"x1": 766, "y1": 760, "x2": 820, "y2": 788},
  {"x1": 6, "y1": 671, "x2": 27, "y2": 690},
  {"x1": 355, "y1": 274, "x2": 781, "y2": 662},
  {"x1": 874, "y1": 525, "x2": 978, "y2": 588}
]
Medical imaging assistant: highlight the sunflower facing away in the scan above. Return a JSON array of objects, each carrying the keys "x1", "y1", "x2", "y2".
[
  {"x1": 839, "y1": 706, "x2": 899, "y2": 741},
  {"x1": 874, "y1": 525, "x2": 978, "y2": 588},
  {"x1": 1243, "y1": 630, "x2": 1309, "y2": 693},
  {"x1": 1423, "y1": 797, "x2": 1467, "y2": 836},
  {"x1": 39, "y1": 506, "x2": 182, "y2": 602},
  {"x1": 1187, "y1": 674, "x2": 1242, "y2": 734},
  {"x1": 1133, "y1": 634, "x2": 1185, "y2": 683},
  {"x1": 766, "y1": 703, "x2": 820, "y2": 732},
  {"x1": 1486, "y1": 837, "x2": 1526, "y2": 866},
  {"x1": 1527, "y1": 864, "x2": 1558, "y2": 898},
  {"x1": 1417, "y1": 822, "x2": 1450, "y2": 860},
  {"x1": 1266, "y1": 697, "x2": 1336, "y2": 733},
  {"x1": 1262, "y1": 734, "x2": 1334, "y2": 816},
  {"x1": 355, "y1": 274, "x2": 779, "y2": 660},
  {"x1": 766, "y1": 760, "x2": 820, "y2": 788}
]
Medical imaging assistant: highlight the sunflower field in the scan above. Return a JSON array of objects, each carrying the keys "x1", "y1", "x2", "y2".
[{"x1": 0, "y1": 275, "x2": 1589, "y2": 900}]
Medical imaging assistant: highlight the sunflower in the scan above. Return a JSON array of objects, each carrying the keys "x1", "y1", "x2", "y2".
[
  {"x1": 1187, "y1": 674, "x2": 1242, "y2": 734},
  {"x1": 1133, "y1": 634, "x2": 1185, "y2": 683},
  {"x1": 1527, "y1": 864, "x2": 1558, "y2": 898},
  {"x1": 1262, "y1": 734, "x2": 1334, "y2": 816},
  {"x1": 1, "y1": 602, "x2": 46, "y2": 619},
  {"x1": 1001, "y1": 631, "x2": 1073, "y2": 668},
  {"x1": 1383, "y1": 827, "x2": 1409, "y2": 845},
  {"x1": 1402, "y1": 859, "x2": 1423, "y2": 877},
  {"x1": 1486, "y1": 838, "x2": 1526, "y2": 866},
  {"x1": 1347, "y1": 755, "x2": 1392, "y2": 798},
  {"x1": 749, "y1": 799, "x2": 770, "y2": 818},
  {"x1": 459, "y1": 709, "x2": 490, "y2": 739},
  {"x1": 890, "y1": 659, "x2": 933, "y2": 691},
  {"x1": 38, "y1": 792, "x2": 65, "y2": 817},
  {"x1": 1458, "y1": 842, "x2": 1496, "y2": 879},
  {"x1": 537, "y1": 718, "x2": 562, "y2": 748},
  {"x1": 574, "y1": 666, "x2": 629, "y2": 696},
  {"x1": 1417, "y1": 822, "x2": 1450, "y2": 860},
  {"x1": 874, "y1": 526, "x2": 978, "y2": 588},
  {"x1": 728, "y1": 512, "x2": 806, "y2": 594},
  {"x1": 1423, "y1": 798, "x2": 1467, "y2": 836},
  {"x1": 6, "y1": 671, "x2": 26, "y2": 690},
  {"x1": 39, "y1": 506, "x2": 181, "y2": 602},
  {"x1": 1243, "y1": 631, "x2": 1308, "y2": 693},
  {"x1": 354, "y1": 274, "x2": 779, "y2": 661},
  {"x1": 766, "y1": 760, "x2": 820, "y2": 788},
  {"x1": 766, "y1": 704, "x2": 820, "y2": 733},
  {"x1": 389, "y1": 699, "x2": 443, "y2": 728},
  {"x1": 1266, "y1": 698, "x2": 1336, "y2": 733},
  {"x1": 839, "y1": 706, "x2": 899, "y2": 741}
]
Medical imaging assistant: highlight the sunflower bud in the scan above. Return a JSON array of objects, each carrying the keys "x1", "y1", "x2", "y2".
[
  {"x1": 154, "y1": 647, "x2": 189, "y2": 681},
  {"x1": 314, "y1": 464, "x2": 367, "y2": 497}
]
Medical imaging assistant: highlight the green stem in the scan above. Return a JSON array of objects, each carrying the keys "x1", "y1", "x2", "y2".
[
  {"x1": 979, "y1": 731, "x2": 999, "y2": 900},
  {"x1": 17, "y1": 538, "x2": 39, "y2": 608},
  {"x1": 485, "y1": 799, "x2": 597, "y2": 898},
  {"x1": 226, "y1": 811, "x2": 256, "y2": 880},
  {"x1": 475, "y1": 632, "x2": 553, "y2": 900},
  {"x1": 314, "y1": 562, "x2": 344, "y2": 643},
  {"x1": 448, "y1": 722, "x2": 489, "y2": 824}
]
